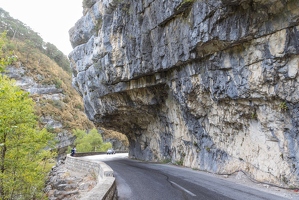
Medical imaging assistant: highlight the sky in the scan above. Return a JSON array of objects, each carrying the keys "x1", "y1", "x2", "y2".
[{"x1": 0, "y1": 0, "x2": 83, "y2": 55}]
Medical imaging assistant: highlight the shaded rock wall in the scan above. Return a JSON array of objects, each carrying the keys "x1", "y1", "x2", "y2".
[{"x1": 69, "y1": 0, "x2": 299, "y2": 187}]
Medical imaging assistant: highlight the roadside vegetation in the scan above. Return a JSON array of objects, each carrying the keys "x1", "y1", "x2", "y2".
[
  {"x1": 0, "y1": 32, "x2": 56, "y2": 200},
  {"x1": 0, "y1": 8, "x2": 129, "y2": 200},
  {"x1": 0, "y1": 8, "x2": 128, "y2": 199},
  {"x1": 72, "y1": 128, "x2": 112, "y2": 152}
]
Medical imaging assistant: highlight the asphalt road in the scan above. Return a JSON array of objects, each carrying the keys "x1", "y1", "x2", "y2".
[{"x1": 84, "y1": 154, "x2": 291, "y2": 200}]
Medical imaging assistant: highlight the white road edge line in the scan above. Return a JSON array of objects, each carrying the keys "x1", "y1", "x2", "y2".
[{"x1": 170, "y1": 181, "x2": 196, "y2": 197}]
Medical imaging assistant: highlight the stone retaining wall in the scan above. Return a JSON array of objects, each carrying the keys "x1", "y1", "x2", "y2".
[
  {"x1": 65, "y1": 155, "x2": 116, "y2": 199},
  {"x1": 73, "y1": 151, "x2": 128, "y2": 157}
]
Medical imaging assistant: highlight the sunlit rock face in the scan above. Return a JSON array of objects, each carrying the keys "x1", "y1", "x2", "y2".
[{"x1": 69, "y1": 0, "x2": 299, "y2": 187}]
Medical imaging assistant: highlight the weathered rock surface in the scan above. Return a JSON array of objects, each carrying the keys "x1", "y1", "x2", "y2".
[{"x1": 69, "y1": 0, "x2": 299, "y2": 187}]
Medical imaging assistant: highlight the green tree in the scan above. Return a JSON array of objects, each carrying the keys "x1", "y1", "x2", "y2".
[
  {"x1": 73, "y1": 128, "x2": 112, "y2": 152},
  {"x1": 44, "y1": 42, "x2": 71, "y2": 73},
  {"x1": 0, "y1": 76, "x2": 56, "y2": 200},
  {"x1": 0, "y1": 32, "x2": 16, "y2": 72},
  {"x1": 0, "y1": 33, "x2": 55, "y2": 200}
]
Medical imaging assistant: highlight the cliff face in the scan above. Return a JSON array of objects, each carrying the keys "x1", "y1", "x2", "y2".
[{"x1": 69, "y1": 0, "x2": 299, "y2": 186}]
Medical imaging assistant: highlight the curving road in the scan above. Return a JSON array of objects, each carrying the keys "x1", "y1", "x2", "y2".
[{"x1": 84, "y1": 154, "x2": 292, "y2": 200}]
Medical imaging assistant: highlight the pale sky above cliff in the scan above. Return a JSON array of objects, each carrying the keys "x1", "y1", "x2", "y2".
[{"x1": 0, "y1": 0, "x2": 83, "y2": 55}]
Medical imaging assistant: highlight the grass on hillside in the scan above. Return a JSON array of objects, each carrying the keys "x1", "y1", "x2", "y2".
[
  {"x1": 7, "y1": 39, "x2": 128, "y2": 146},
  {"x1": 9, "y1": 39, "x2": 94, "y2": 132}
]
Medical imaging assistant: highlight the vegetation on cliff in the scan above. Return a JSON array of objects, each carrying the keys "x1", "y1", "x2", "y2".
[
  {"x1": 0, "y1": 7, "x2": 128, "y2": 150},
  {"x1": 0, "y1": 33, "x2": 55, "y2": 200},
  {"x1": 0, "y1": 8, "x2": 71, "y2": 73},
  {"x1": 0, "y1": 7, "x2": 95, "y2": 133},
  {"x1": 101, "y1": 127, "x2": 129, "y2": 148}
]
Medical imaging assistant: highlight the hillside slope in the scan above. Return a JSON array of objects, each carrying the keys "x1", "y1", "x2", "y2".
[
  {"x1": 0, "y1": 8, "x2": 95, "y2": 157},
  {"x1": 0, "y1": 7, "x2": 128, "y2": 156}
]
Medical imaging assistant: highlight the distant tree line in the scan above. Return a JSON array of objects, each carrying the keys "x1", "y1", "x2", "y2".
[
  {"x1": 0, "y1": 8, "x2": 71, "y2": 74},
  {"x1": 72, "y1": 128, "x2": 112, "y2": 153}
]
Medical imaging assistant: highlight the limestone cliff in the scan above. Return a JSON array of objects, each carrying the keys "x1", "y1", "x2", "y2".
[{"x1": 69, "y1": 0, "x2": 299, "y2": 187}]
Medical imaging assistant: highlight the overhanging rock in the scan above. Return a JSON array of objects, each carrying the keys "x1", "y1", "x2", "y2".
[{"x1": 69, "y1": 0, "x2": 299, "y2": 187}]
